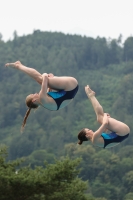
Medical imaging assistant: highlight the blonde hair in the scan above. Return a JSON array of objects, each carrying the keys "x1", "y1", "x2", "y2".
[{"x1": 21, "y1": 94, "x2": 38, "y2": 132}]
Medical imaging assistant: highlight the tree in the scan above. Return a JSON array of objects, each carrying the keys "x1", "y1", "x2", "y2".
[
  {"x1": 123, "y1": 37, "x2": 133, "y2": 61},
  {"x1": 0, "y1": 33, "x2": 3, "y2": 41},
  {"x1": 123, "y1": 171, "x2": 133, "y2": 193},
  {"x1": 0, "y1": 147, "x2": 90, "y2": 200},
  {"x1": 124, "y1": 192, "x2": 133, "y2": 200}
]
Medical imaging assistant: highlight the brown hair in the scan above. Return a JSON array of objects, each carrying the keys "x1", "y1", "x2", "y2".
[
  {"x1": 77, "y1": 128, "x2": 88, "y2": 145},
  {"x1": 21, "y1": 94, "x2": 39, "y2": 132}
]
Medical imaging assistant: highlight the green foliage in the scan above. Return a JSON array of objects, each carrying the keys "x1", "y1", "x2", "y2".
[
  {"x1": 0, "y1": 147, "x2": 89, "y2": 200},
  {"x1": 24, "y1": 149, "x2": 55, "y2": 168},
  {"x1": 0, "y1": 31, "x2": 133, "y2": 199},
  {"x1": 124, "y1": 192, "x2": 133, "y2": 200},
  {"x1": 64, "y1": 143, "x2": 133, "y2": 200},
  {"x1": 123, "y1": 37, "x2": 133, "y2": 61}
]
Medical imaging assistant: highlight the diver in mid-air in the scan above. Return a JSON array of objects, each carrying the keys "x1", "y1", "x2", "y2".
[
  {"x1": 5, "y1": 61, "x2": 78, "y2": 131},
  {"x1": 78, "y1": 85, "x2": 130, "y2": 148}
]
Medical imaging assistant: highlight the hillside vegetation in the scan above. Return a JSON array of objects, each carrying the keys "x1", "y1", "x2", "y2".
[{"x1": 0, "y1": 31, "x2": 133, "y2": 199}]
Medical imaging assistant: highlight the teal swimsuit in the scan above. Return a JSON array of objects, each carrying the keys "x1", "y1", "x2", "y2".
[
  {"x1": 47, "y1": 85, "x2": 78, "y2": 110},
  {"x1": 101, "y1": 132, "x2": 129, "y2": 148}
]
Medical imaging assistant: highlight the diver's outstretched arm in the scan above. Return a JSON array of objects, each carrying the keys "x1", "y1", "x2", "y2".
[{"x1": 5, "y1": 61, "x2": 43, "y2": 85}]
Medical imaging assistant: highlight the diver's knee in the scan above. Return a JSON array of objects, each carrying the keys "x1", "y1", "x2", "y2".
[{"x1": 126, "y1": 125, "x2": 130, "y2": 133}]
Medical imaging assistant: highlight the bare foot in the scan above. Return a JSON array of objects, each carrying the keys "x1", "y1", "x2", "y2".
[
  {"x1": 5, "y1": 61, "x2": 22, "y2": 69},
  {"x1": 85, "y1": 85, "x2": 95, "y2": 97}
]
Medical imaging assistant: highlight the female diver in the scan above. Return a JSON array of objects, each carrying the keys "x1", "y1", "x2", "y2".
[
  {"x1": 78, "y1": 85, "x2": 130, "y2": 148},
  {"x1": 5, "y1": 61, "x2": 78, "y2": 131}
]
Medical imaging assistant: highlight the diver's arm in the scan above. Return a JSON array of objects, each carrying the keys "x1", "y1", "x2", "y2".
[
  {"x1": 39, "y1": 73, "x2": 49, "y2": 99},
  {"x1": 92, "y1": 113, "x2": 109, "y2": 143}
]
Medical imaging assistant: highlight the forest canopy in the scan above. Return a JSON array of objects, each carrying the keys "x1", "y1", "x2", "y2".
[{"x1": 0, "y1": 30, "x2": 133, "y2": 199}]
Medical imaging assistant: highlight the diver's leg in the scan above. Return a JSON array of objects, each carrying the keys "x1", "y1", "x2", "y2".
[
  {"x1": 107, "y1": 117, "x2": 130, "y2": 135},
  {"x1": 5, "y1": 61, "x2": 42, "y2": 84},
  {"x1": 48, "y1": 76, "x2": 78, "y2": 91},
  {"x1": 85, "y1": 85, "x2": 104, "y2": 123}
]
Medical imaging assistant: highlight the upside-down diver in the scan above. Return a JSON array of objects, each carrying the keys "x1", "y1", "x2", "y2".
[
  {"x1": 78, "y1": 85, "x2": 130, "y2": 148},
  {"x1": 5, "y1": 61, "x2": 78, "y2": 131}
]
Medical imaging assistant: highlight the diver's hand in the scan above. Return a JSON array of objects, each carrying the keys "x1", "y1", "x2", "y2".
[
  {"x1": 102, "y1": 113, "x2": 109, "y2": 126},
  {"x1": 42, "y1": 73, "x2": 48, "y2": 77}
]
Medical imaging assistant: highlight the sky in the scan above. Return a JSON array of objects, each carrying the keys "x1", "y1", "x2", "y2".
[{"x1": 1, "y1": 0, "x2": 133, "y2": 42}]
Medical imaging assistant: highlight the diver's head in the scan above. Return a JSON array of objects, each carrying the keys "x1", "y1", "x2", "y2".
[
  {"x1": 78, "y1": 128, "x2": 93, "y2": 145},
  {"x1": 25, "y1": 94, "x2": 39, "y2": 109}
]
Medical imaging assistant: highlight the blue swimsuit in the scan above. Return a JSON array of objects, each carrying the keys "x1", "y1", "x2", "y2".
[
  {"x1": 101, "y1": 132, "x2": 129, "y2": 148},
  {"x1": 47, "y1": 85, "x2": 78, "y2": 110}
]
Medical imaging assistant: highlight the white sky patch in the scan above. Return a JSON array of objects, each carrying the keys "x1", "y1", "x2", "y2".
[{"x1": 0, "y1": 0, "x2": 133, "y2": 41}]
